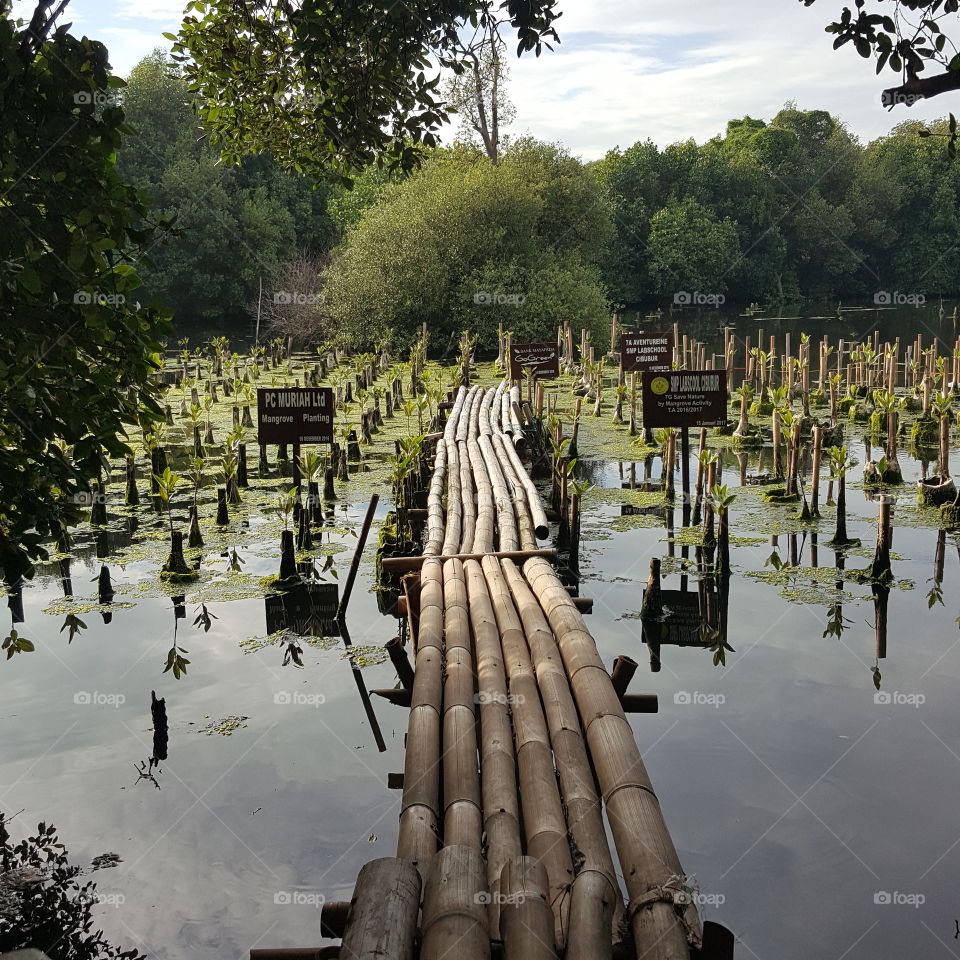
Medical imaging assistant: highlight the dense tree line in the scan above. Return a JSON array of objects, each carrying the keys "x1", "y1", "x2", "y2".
[
  {"x1": 117, "y1": 51, "x2": 338, "y2": 330},
  {"x1": 595, "y1": 107, "x2": 960, "y2": 306},
  {"x1": 117, "y1": 53, "x2": 960, "y2": 345}
]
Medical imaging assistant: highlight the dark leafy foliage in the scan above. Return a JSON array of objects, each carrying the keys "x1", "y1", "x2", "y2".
[
  {"x1": 171, "y1": 0, "x2": 561, "y2": 182},
  {"x1": 0, "y1": 5, "x2": 171, "y2": 580}
]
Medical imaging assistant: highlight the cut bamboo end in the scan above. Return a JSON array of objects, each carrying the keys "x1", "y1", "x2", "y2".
[
  {"x1": 337, "y1": 858, "x2": 421, "y2": 960},
  {"x1": 420, "y1": 845, "x2": 491, "y2": 960}
]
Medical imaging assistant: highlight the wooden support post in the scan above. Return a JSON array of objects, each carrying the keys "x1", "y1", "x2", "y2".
[
  {"x1": 610, "y1": 655, "x2": 638, "y2": 700},
  {"x1": 338, "y1": 495, "x2": 379, "y2": 618}
]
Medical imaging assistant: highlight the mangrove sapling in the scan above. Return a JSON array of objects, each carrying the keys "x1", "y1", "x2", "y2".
[
  {"x1": 693, "y1": 449, "x2": 717, "y2": 526},
  {"x1": 221, "y1": 447, "x2": 241, "y2": 505},
  {"x1": 215, "y1": 487, "x2": 230, "y2": 525},
  {"x1": 710, "y1": 483, "x2": 736, "y2": 575},
  {"x1": 187, "y1": 458, "x2": 205, "y2": 548},
  {"x1": 298, "y1": 449, "x2": 323, "y2": 523},
  {"x1": 592, "y1": 358, "x2": 605, "y2": 416},
  {"x1": 918, "y1": 396, "x2": 956, "y2": 505},
  {"x1": 613, "y1": 382, "x2": 627, "y2": 424},
  {"x1": 202, "y1": 396, "x2": 216, "y2": 446},
  {"x1": 731, "y1": 383, "x2": 758, "y2": 446},
  {"x1": 273, "y1": 487, "x2": 300, "y2": 582},
  {"x1": 187, "y1": 403, "x2": 204, "y2": 458},
  {"x1": 825, "y1": 446, "x2": 860, "y2": 548},
  {"x1": 156, "y1": 468, "x2": 195, "y2": 579}
]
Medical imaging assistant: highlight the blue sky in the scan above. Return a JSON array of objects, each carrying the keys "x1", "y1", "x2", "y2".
[{"x1": 13, "y1": 0, "x2": 958, "y2": 158}]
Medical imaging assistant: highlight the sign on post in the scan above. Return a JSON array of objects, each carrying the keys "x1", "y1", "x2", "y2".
[
  {"x1": 510, "y1": 342, "x2": 559, "y2": 381},
  {"x1": 641, "y1": 371, "x2": 728, "y2": 429},
  {"x1": 257, "y1": 387, "x2": 334, "y2": 445},
  {"x1": 620, "y1": 331, "x2": 672, "y2": 373}
]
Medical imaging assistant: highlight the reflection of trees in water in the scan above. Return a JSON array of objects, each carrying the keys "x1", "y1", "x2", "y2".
[{"x1": 0, "y1": 812, "x2": 144, "y2": 959}]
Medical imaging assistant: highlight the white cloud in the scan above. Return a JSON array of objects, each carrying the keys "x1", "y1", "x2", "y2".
[
  {"x1": 496, "y1": 0, "x2": 954, "y2": 158},
  {"x1": 117, "y1": 0, "x2": 189, "y2": 21},
  {"x1": 11, "y1": 0, "x2": 954, "y2": 155}
]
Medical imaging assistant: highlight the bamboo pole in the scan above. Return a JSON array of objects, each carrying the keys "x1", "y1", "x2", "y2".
[
  {"x1": 463, "y1": 558, "x2": 522, "y2": 937},
  {"x1": 481, "y1": 557, "x2": 573, "y2": 952},
  {"x1": 521, "y1": 556, "x2": 700, "y2": 959},
  {"x1": 442, "y1": 432, "x2": 464, "y2": 556},
  {"x1": 397, "y1": 558, "x2": 444, "y2": 881},
  {"x1": 420, "y1": 845, "x2": 490, "y2": 960},
  {"x1": 500, "y1": 558, "x2": 622, "y2": 960},
  {"x1": 459, "y1": 437, "x2": 478, "y2": 555},
  {"x1": 499, "y1": 857, "x2": 556, "y2": 960},
  {"x1": 442, "y1": 558, "x2": 483, "y2": 850}
]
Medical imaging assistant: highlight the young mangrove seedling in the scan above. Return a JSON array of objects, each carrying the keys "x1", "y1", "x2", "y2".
[{"x1": 824, "y1": 445, "x2": 860, "y2": 548}]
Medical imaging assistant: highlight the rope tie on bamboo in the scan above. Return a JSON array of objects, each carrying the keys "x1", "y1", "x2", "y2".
[{"x1": 627, "y1": 880, "x2": 703, "y2": 948}]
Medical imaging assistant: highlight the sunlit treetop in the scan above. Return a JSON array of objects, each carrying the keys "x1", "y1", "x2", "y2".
[{"x1": 170, "y1": 0, "x2": 561, "y2": 184}]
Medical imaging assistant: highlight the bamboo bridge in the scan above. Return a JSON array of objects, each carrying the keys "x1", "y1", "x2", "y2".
[{"x1": 253, "y1": 382, "x2": 733, "y2": 960}]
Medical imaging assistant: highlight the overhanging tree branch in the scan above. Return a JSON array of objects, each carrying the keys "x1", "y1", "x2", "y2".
[{"x1": 883, "y1": 68, "x2": 960, "y2": 104}]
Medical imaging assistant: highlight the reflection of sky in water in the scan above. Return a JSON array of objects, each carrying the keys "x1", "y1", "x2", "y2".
[
  {"x1": 3, "y1": 434, "x2": 960, "y2": 958},
  {"x1": 580, "y1": 445, "x2": 960, "y2": 960}
]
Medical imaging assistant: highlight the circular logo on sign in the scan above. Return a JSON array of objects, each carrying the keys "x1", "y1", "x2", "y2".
[{"x1": 651, "y1": 376, "x2": 670, "y2": 395}]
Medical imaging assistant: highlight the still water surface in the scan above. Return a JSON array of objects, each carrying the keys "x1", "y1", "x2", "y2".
[{"x1": 3, "y1": 305, "x2": 960, "y2": 959}]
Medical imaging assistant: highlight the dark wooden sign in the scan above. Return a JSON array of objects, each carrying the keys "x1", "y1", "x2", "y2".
[
  {"x1": 620, "y1": 331, "x2": 672, "y2": 374},
  {"x1": 641, "y1": 371, "x2": 728, "y2": 429},
  {"x1": 257, "y1": 387, "x2": 334, "y2": 444},
  {"x1": 510, "y1": 342, "x2": 559, "y2": 381}
]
